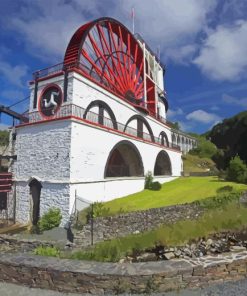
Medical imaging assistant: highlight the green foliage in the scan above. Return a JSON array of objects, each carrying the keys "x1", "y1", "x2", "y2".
[
  {"x1": 226, "y1": 156, "x2": 247, "y2": 184},
  {"x1": 144, "y1": 171, "x2": 153, "y2": 189},
  {"x1": 93, "y1": 202, "x2": 110, "y2": 218},
  {"x1": 34, "y1": 246, "x2": 60, "y2": 257},
  {"x1": 38, "y1": 208, "x2": 62, "y2": 232},
  {"x1": 0, "y1": 130, "x2": 9, "y2": 146},
  {"x1": 198, "y1": 190, "x2": 242, "y2": 209},
  {"x1": 189, "y1": 136, "x2": 217, "y2": 158},
  {"x1": 170, "y1": 121, "x2": 180, "y2": 130},
  {"x1": 70, "y1": 242, "x2": 122, "y2": 262},
  {"x1": 208, "y1": 111, "x2": 247, "y2": 169},
  {"x1": 150, "y1": 181, "x2": 162, "y2": 191}
]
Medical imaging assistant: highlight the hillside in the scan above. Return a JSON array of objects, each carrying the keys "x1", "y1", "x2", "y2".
[{"x1": 207, "y1": 111, "x2": 247, "y2": 169}]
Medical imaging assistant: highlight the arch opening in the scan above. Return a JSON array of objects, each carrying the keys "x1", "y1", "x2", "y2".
[
  {"x1": 159, "y1": 131, "x2": 169, "y2": 147},
  {"x1": 83, "y1": 100, "x2": 118, "y2": 130},
  {"x1": 105, "y1": 141, "x2": 144, "y2": 177},
  {"x1": 154, "y1": 150, "x2": 172, "y2": 176},
  {"x1": 124, "y1": 115, "x2": 155, "y2": 142}
]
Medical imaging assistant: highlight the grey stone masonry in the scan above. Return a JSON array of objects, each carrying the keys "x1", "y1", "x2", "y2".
[
  {"x1": 74, "y1": 203, "x2": 204, "y2": 246},
  {"x1": 0, "y1": 251, "x2": 247, "y2": 294}
]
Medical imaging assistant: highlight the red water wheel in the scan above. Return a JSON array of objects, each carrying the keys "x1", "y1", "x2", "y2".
[{"x1": 64, "y1": 17, "x2": 144, "y2": 104}]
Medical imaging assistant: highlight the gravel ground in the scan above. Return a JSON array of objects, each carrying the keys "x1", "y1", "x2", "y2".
[{"x1": 1, "y1": 279, "x2": 247, "y2": 296}]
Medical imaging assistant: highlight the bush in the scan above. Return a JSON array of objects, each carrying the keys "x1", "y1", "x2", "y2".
[
  {"x1": 144, "y1": 171, "x2": 153, "y2": 189},
  {"x1": 38, "y1": 208, "x2": 62, "y2": 232},
  {"x1": 226, "y1": 156, "x2": 247, "y2": 184},
  {"x1": 150, "y1": 181, "x2": 162, "y2": 191},
  {"x1": 34, "y1": 246, "x2": 60, "y2": 257},
  {"x1": 93, "y1": 202, "x2": 110, "y2": 218},
  {"x1": 189, "y1": 136, "x2": 217, "y2": 159}
]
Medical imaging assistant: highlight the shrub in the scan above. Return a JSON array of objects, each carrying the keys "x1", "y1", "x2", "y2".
[
  {"x1": 34, "y1": 246, "x2": 60, "y2": 257},
  {"x1": 150, "y1": 181, "x2": 162, "y2": 191},
  {"x1": 144, "y1": 171, "x2": 153, "y2": 189},
  {"x1": 226, "y1": 156, "x2": 247, "y2": 184},
  {"x1": 93, "y1": 202, "x2": 110, "y2": 218},
  {"x1": 189, "y1": 136, "x2": 217, "y2": 159},
  {"x1": 38, "y1": 208, "x2": 62, "y2": 232}
]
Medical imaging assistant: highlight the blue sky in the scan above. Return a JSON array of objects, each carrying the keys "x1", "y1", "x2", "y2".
[{"x1": 0, "y1": 0, "x2": 247, "y2": 133}]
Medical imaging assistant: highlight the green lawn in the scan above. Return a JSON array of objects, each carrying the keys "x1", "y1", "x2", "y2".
[{"x1": 102, "y1": 177, "x2": 247, "y2": 215}]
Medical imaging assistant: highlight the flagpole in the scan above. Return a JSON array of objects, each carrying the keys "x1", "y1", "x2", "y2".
[{"x1": 132, "y1": 7, "x2": 135, "y2": 34}]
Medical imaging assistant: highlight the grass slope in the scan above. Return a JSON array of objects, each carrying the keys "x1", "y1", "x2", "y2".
[
  {"x1": 183, "y1": 154, "x2": 216, "y2": 173},
  {"x1": 103, "y1": 177, "x2": 247, "y2": 215}
]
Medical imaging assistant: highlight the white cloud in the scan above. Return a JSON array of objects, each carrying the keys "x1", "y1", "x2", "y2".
[
  {"x1": 186, "y1": 109, "x2": 221, "y2": 124},
  {"x1": 194, "y1": 20, "x2": 247, "y2": 81},
  {"x1": 222, "y1": 93, "x2": 247, "y2": 107},
  {"x1": 167, "y1": 108, "x2": 184, "y2": 119},
  {"x1": 6, "y1": 0, "x2": 216, "y2": 64},
  {"x1": 0, "y1": 60, "x2": 28, "y2": 88}
]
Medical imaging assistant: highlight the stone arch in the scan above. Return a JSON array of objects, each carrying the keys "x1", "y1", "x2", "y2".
[
  {"x1": 124, "y1": 115, "x2": 155, "y2": 142},
  {"x1": 104, "y1": 140, "x2": 144, "y2": 177},
  {"x1": 154, "y1": 150, "x2": 172, "y2": 176},
  {"x1": 83, "y1": 100, "x2": 118, "y2": 130},
  {"x1": 159, "y1": 131, "x2": 169, "y2": 147}
]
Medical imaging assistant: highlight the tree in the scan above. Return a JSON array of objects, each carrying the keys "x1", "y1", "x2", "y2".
[{"x1": 226, "y1": 156, "x2": 247, "y2": 184}]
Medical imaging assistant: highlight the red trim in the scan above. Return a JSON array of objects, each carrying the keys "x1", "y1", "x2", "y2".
[
  {"x1": 0, "y1": 190, "x2": 11, "y2": 193},
  {"x1": 37, "y1": 83, "x2": 64, "y2": 120},
  {"x1": 15, "y1": 115, "x2": 181, "y2": 153},
  {"x1": 37, "y1": 71, "x2": 64, "y2": 82}
]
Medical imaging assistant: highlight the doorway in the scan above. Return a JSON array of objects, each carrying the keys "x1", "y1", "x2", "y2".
[{"x1": 29, "y1": 179, "x2": 42, "y2": 225}]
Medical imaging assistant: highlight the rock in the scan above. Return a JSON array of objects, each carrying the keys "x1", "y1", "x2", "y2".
[
  {"x1": 230, "y1": 246, "x2": 246, "y2": 252},
  {"x1": 164, "y1": 252, "x2": 175, "y2": 260},
  {"x1": 136, "y1": 252, "x2": 157, "y2": 262},
  {"x1": 240, "y1": 191, "x2": 247, "y2": 207},
  {"x1": 206, "y1": 238, "x2": 213, "y2": 247},
  {"x1": 132, "y1": 230, "x2": 140, "y2": 234},
  {"x1": 183, "y1": 248, "x2": 192, "y2": 257},
  {"x1": 118, "y1": 258, "x2": 125, "y2": 264},
  {"x1": 174, "y1": 250, "x2": 182, "y2": 257}
]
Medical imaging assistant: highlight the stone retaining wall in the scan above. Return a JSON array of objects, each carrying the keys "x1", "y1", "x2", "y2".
[
  {"x1": 0, "y1": 235, "x2": 55, "y2": 253},
  {"x1": 0, "y1": 252, "x2": 247, "y2": 294},
  {"x1": 74, "y1": 203, "x2": 204, "y2": 246}
]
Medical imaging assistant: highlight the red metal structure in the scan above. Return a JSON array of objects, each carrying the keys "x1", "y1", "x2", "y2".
[
  {"x1": 64, "y1": 17, "x2": 145, "y2": 106},
  {"x1": 0, "y1": 173, "x2": 12, "y2": 193}
]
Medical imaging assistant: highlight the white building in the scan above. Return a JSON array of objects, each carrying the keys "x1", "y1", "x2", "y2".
[{"x1": 7, "y1": 18, "x2": 196, "y2": 225}]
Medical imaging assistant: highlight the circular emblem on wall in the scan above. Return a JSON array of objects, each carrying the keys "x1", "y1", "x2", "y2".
[{"x1": 39, "y1": 84, "x2": 63, "y2": 118}]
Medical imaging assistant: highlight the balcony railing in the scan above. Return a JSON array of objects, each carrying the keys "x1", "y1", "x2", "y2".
[
  {"x1": 32, "y1": 62, "x2": 176, "y2": 129},
  {"x1": 28, "y1": 104, "x2": 180, "y2": 151}
]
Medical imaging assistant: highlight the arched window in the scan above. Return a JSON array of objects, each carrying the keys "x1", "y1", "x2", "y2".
[
  {"x1": 154, "y1": 150, "x2": 172, "y2": 176},
  {"x1": 159, "y1": 131, "x2": 169, "y2": 147},
  {"x1": 124, "y1": 115, "x2": 155, "y2": 142},
  {"x1": 83, "y1": 100, "x2": 118, "y2": 130},
  {"x1": 105, "y1": 140, "x2": 144, "y2": 177}
]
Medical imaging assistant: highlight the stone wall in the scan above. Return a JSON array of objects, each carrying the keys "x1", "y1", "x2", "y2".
[
  {"x1": 0, "y1": 251, "x2": 247, "y2": 294},
  {"x1": 0, "y1": 235, "x2": 55, "y2": 254},
  {"x1": 74, "y1": 203, "x2": 204, "y2": 246}
]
